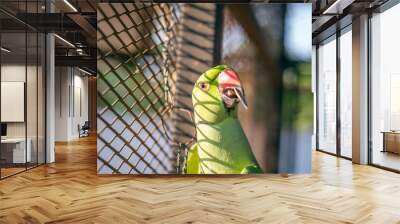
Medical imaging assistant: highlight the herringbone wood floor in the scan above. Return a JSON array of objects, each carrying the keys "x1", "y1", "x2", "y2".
[{"x1": 1, "y1": 136, "x2": 400, "y2": 224}]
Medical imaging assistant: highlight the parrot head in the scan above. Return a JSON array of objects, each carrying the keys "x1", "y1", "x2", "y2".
[{"x1": 192, "y1": 65, "x2": 248, "y2": 124}]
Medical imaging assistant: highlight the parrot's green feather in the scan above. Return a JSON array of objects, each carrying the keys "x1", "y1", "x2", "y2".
[
  {"x1": 241, "y1": 165, "x2": 263, "y2": 174},
  {"x1": 187, "y1": 65, "x2": 263, "y2": 174},
  {"x1": 195, "y1": 117, "x2": 260, "y2": 174},
  {"x1": 202, "y1": 64, "x2": 228, "y2": 81},
  {"x1": 186, "y1": 144, "x2": 199, "y2": 174}
]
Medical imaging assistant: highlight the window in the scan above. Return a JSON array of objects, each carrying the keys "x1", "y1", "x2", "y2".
[
  {"x1": 370, "y1": 3, "x2": 400, "y2": 171},
  {"x1": 339, "y1": 29, "x2": 352, "y2": 158},
  {"x1": 317, "y1": 37, "x2": 337, "y2": 154}
]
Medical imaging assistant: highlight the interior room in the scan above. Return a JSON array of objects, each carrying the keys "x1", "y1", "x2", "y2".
[
  {"x1": 0, "y1": 7, "x2": 46, "y2": 178},
  {"x1": 314, "y1": 0, "x2": 400, "y2": 172},
  {"x1": 52, "y1": 2, "x2": 97, "y2": 143},
  {"x1": 54, "y1": 66, "x2": 92, "y2": 141},
  {"x1": 0, "y1": 0, "x2": 96, "y2": 179}
]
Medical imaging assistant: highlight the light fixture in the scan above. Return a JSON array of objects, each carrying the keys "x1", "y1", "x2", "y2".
[
  {"x1": 1, "y1": 47, "x2": 11, "y2": 53},
  {"x1": 76, "y1": 49, "x2": 84, "y2": 55},
  {"x1": 322, "y1": 0, "x2": 340, "y2": 14},
  {"x1": 54, "y1": 34, "x2": 75, "y2": 48},
  {"x1": 322, "y1": 0, "x2": 354, "y2": 15},
  {"x1": 63, "y1": 0, "x2": 78, "y2": 12},
  {"x1": 78, "y1": 67, "x2": 94, "y2": 76}
]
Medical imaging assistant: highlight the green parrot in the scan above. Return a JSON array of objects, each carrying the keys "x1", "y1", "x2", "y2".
[{"x1": 186, "y1": 65, "x2": 263, "y2": 174}]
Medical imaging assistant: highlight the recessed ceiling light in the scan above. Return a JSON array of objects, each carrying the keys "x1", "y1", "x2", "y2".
[
  {"x1": 1, "y1": 47, "x2": 11, "y2": 53},
  {"x1": 54, "y1": 34, "x2": 75, "y2": 48},
  {"x1": 63, "y1": 0, "x2": 78, "y2": 12},
  {"x1": 78, "y1": 67, "x2": 94, "y2": 76},
  {"x1": 322, "y1": 0, "x2": 354, "y2": 15}
]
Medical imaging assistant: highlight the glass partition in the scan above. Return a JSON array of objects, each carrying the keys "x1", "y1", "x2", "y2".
[
  {"x1": 339, "y1": 28, "x2": 352, "y2": 158},
  {"x1": 317, "y1": 36, "x2": 337, "y2": 154},
  {"x1": 0, "y1": 31, "x2": 28, "y2": 177},
  {"x1": 0, "y1": 1, "x2": 46, "y2": 179}
]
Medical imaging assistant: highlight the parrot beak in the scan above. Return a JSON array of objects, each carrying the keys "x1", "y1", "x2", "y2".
[{"x1": 218, "y1": 69, "x2": 248, "y2": 110}]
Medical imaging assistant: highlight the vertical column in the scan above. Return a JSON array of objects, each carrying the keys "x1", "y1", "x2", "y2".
[
  {"x1": 46, "y1": 33, "x2": 55, "y2": 163},
  {"x1": 352, "y1": 14, "x2": 369, "y2": 164},
  {"x1": 46, "y1": 1, "x2": 55, "y2": 163}
]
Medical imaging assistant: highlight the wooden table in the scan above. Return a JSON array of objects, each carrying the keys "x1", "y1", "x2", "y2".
[
  {"x1": 381, "y1": 131, "x2": 400, "y2": 154},
  {"x1": 0, "y1": 138, "x2": 31, "y2": 165}
]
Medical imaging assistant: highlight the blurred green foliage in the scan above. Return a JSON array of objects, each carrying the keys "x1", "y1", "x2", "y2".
[
  {"x1": 97, "y1": 52, "x2": 166, "y2": 117},
  {"x1": 281, "y1": 62, "x2": 312, "y2": 131}
]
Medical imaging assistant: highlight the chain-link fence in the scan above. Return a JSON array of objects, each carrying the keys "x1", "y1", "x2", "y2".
[{"x1": 97, "y1": 3, "x2": 181, "y2": 174}]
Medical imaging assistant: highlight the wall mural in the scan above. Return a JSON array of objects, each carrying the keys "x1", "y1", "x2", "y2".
[{"x1": 97, "y1": 3, "x2": 312, "y2": 174}]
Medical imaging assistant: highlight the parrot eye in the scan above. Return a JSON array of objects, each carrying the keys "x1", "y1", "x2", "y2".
[{"x1": 198, "y1": 82, "x2": 210, "y2": 92}]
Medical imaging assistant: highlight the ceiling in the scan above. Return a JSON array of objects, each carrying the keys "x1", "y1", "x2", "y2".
[
  {"x1": 0, "y1": 0, "x2": 96, "y2": 74},
  {"x1": 311, "y1": 0, "x2": 390, "y2": 44}
]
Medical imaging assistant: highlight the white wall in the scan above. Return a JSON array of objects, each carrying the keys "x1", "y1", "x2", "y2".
[
  {"x1": 55, "y1": 67, "x2": 89, "y2": 141},
  {"x1": 55, "y1": 66, "x2": 69, "y2": 141},
  {"x1": 1, "y1": 65, "x2": 26, "y2": 139},
  {"x1": 1, "y1": 82, "x2": 25, "y2": 122},
  {"x1": 1, "y1": 65, "x2": 39, "y2": 137},
  {"x1": 72, "y1": 73, "x2": 89, "y2": 138}
]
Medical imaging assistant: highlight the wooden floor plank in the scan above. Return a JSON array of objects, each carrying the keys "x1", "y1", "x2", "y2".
[{"x1": 0, "y1": 135, "x2": 400, "y2": 223}]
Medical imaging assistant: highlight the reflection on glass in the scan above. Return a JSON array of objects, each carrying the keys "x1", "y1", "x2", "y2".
[
  {"x1": 318, "y1": 37, "x2": 337, "y2": 154},
  {"x1": 0, "y1": 0, "x2": 46, "y2": 178},
  {"x1": 340, "y1": 29, "x2": 352, "y2": 158},
  {"x1": 371, "y1": 4, "x2": 400, "y2": 171},
  {"x1": 1, "y1": 32, "x2": 27, "y2": 177}
]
